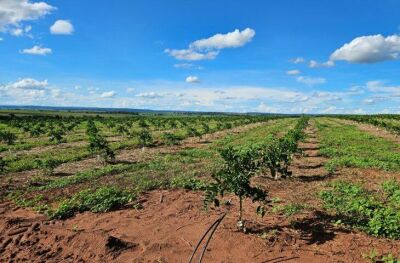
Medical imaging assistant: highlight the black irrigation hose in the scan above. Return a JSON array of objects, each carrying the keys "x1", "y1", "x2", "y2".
[
  {"x1": 198, "y1": 213, "x2": 226, "y2": 263},
  {"x1": 188, "y1": 212, "x2": 227, "y2": 263}
]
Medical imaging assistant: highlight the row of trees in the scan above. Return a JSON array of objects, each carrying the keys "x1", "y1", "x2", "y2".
[
  {"x1": 206, "y1": 117, "x2": 309, "y2": 232},
  {"x1": 341, "y1": 115, "x2": 400, "y2": 135},
  {"x1": 1, "y1": 114, "x2": 278, "y2": 147}
]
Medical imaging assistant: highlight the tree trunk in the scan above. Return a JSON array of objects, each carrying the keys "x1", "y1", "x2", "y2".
[{"x1": 239, "y1": 196, "x2": 243, "y2": 222}]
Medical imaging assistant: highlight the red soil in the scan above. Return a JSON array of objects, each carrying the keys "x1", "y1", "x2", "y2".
[{"x1": 1, "y1": 189, "x2": 399, "y2": 263}]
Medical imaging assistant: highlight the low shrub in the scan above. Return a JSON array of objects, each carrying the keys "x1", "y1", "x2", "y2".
[
  {"x1": 51, "y1": 187, "x2": 135, "y2": 219},
  {"x1": 320, "y1": 180, "x2": 400, "y2": 239}
]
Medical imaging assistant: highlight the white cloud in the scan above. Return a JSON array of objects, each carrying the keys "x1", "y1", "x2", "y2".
[
  {"x1": 290, "y1": 57, "x2": 304, "y2": 64},
  {"x1": 0, "y1": 78, "x2": 51, "y2": 104},
  {"x1": 50, "y1": 88, "x2": 61, "y2": 97},
  {"x1": 21, "y1": 45, "x2": 52, "y2": 55},
  {"x1": 100, "y1": 91, "x2": 116, "y2": 98},
  {"x1": 366, "y1": 80, "x2": 400, "y2": 95},
  {"x1": 165, "y1": 28, "x2": 255, "y2": 61},
  {"x1": 136, "y1": 92, "x2": 164, "y2": 99},
  {"x1": 309, "y1": 60, "x2": 335, "y2": 68},
  {"x1": 190, "y1": 28, "x2": 255, "y2": 50},
  {"x1": 256, "y1": 102, "x2": 278, "y2": 113},
  {"x1": 0, "y1": 37, "x2": 3, "y2": 41},
  {"x1": 185, "y1": 76, "x2": 200, "y2": 83},
  {"x1": 165, "y1": 49, "x2": 218, "y2": 61},
  {"x1": 330, "y1": 34, "x2": 400, "y2": 63},
  {"x1": 296, "y1": 76, "x2": 326, "y2": 86},
  {"x1": 0, "y1": 0, "x2": 54, "y2": 34},
  {"x1": 10, "y1": 28, "x2": 23, "y2": 36},
  {"x1": 50, "y1": 20, "x2": 74, "y2": 35},
  {"x1": 126, "y1": 87, "x2": 135, "y2": 93},
  {"x1": 6, "y1": 78, "x2": 48, "y2": 90},
  {"x1": 286, "y1": 69, "x2": 300, "y2": 75}
]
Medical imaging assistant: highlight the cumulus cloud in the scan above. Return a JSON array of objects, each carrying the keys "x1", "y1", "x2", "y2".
[
  {"x1": 0, "y1": 0, "x2": 54, "y2": 34},
  {"x1": 256, "y1": 102, "x2": 278, "y2": 113},
  {"x1": 165, "y1": 28, "x2": 255, "y2": 61},
  {"x1": 366, "y1": 80, "x2": 400, "y2": 95},
  {"x1": 165, "y1": 49, "x2": 218, "y2": 61},
  {"x1": 185, "y1": 76, "x2": 200, "y2": 83},
  {"x1": 309, "y1": 60, "x2": 335, "y2": 68},
  {"x1": 20, "y1": 45, "x2": 52, "y2": 55},
  {"x1": 50, "y1": 20, "x2": 74, "y2": 35},
  {"x1": 290, "y1": 57, "x2": 304, "y2": 64},
  {"x1": 136, "y1": 92, "x2": 165, "y2": 99},
  {"x1": 330, "y1": 34, "x2": 400, "y2": 63},
  {"x1": 100, "y1": 91, "x2": 116, "y2": 98},
  {"x1": 190, "y1": 28, "x2": 255, "y2": 50},
  {"x1": 6, "y1": 78, "x2": 48, "y2": 90},
  {"x1": 286, "y1": 69, "x2": 300, "y2": 75},
  {"x1": 0, "y1": 78, "x2": 51, "y2": 104},
  {"x1": 296, "y1": 76, "x2": 326, "y2": 86}
]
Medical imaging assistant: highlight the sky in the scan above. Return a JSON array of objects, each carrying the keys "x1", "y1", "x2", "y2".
[{"x1": 0, "y1": 0, "x2": 400, "y2": 114}]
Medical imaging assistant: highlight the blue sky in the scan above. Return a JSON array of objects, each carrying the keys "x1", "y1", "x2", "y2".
[{"x1": 1, "y1": 0, "x2": 400, "y2": 113}]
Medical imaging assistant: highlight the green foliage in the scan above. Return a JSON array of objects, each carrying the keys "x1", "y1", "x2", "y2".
[
  {"x1": 162, "y1": 132, "x2": 182, "y2": 145},
  {"x1": 185, "y1": 126, "x2": 201, "y2": 138},
  {"x1": 137, "y1": 129, "x2": 153, "y2": 147},
  {"x1": 272, "y1": 203, "x2": 305, "y2": 216},
  {"x1": 8, "y1": 192, "x2": 50, "y2": 213},
  {"x1": 48, "y1": 127, "x2": 66, "y2": 144},
  {"x1": 363, "y1": 249, "x2": 399, "y2": 263},
  {"x1": 86, "y1": 120, "x2": 115, "y2": 163},
  {"x1": 0, "y1": 157, "x2": 6, "y2": 174},
  {"x1": 51, "y1": 187, "x2": 135, "y2": 219},
  {"x1": 170, "y1": 175, "x2": 209, "y2": 191},
  {"x1": 317, "y1": 119, "x2": 400, "y2": 172},
  {"x1": 320, "y1": 180, "x2": 400, "y2": 239},
  {"x1": 34, "y1": 158, "x2": 61, "y2": 175},
  {"x1": 206, "y1": 145, "x2": 268, "y2": 228},
  {"x1": 259, "y1": 117, "x2": 308, "y2": 179},
  {"x1": 115, "y1": 124, "x2": 129, "y2": 136},
  {"x1": 0, "y1": 130, "x2": 17, "y2": 145}
]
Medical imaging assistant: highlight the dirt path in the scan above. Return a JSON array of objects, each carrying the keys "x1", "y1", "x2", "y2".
[
  {"x1": 253, "y1": 120, "x2": 331, "y2": 206},
  {"x1": 291, "y1": 119, "x2": 330, "y2": 180},
  {"x1": 333, "y1": 118, "x2": 400, "y2": 145}
]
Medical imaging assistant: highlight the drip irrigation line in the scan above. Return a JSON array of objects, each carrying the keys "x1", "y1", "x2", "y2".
[
  {"x1": 188, "y1": 212, "x2": 227, "y2": 263},
  {"x1": 198, "y1": 212, "x2": 226, "y2": 263}
]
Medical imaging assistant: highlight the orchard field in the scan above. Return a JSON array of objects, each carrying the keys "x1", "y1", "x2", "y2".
[{"x1": 0, "y1": 110, "x2": 400, "y2": 262}]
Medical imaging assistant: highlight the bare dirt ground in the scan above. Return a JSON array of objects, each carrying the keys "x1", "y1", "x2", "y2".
[
  {"x1": 1, "y1": 188, "x2": 399, "y2": 263},
  {"x1": 1, "y1": 120, "x2": 400, "y2": 262}
]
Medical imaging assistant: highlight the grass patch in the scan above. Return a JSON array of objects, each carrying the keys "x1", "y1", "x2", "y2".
[
  {"x1": 316, "y1": 119, "x2": 400, "y2": 171},
  {"x1": 319, "y1": 180, "x2": 400, "y2": 239},
  {"x1": 51, "y1": 186, "x2": 135, "y2": 219}
]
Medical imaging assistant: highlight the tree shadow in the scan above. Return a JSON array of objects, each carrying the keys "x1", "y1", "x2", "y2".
[
  {"x1": 112, "y1": 160, "x2": 136, "y2": 165},
  {"x1": 52, "y1": 172, "x2": 71, "y2": 177},
  {"x1": 246, "y1": 211, "x2": 345, "y2": 246},
  {"x1": 295, "y1": 173, "x2": 334, "y2": 182},
  {"x1": 295, "y1": 163, "x2": 324, "y2": 169},
  {"x1": 300, "y1": 146, "x2": 320, "y2": 151}
]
